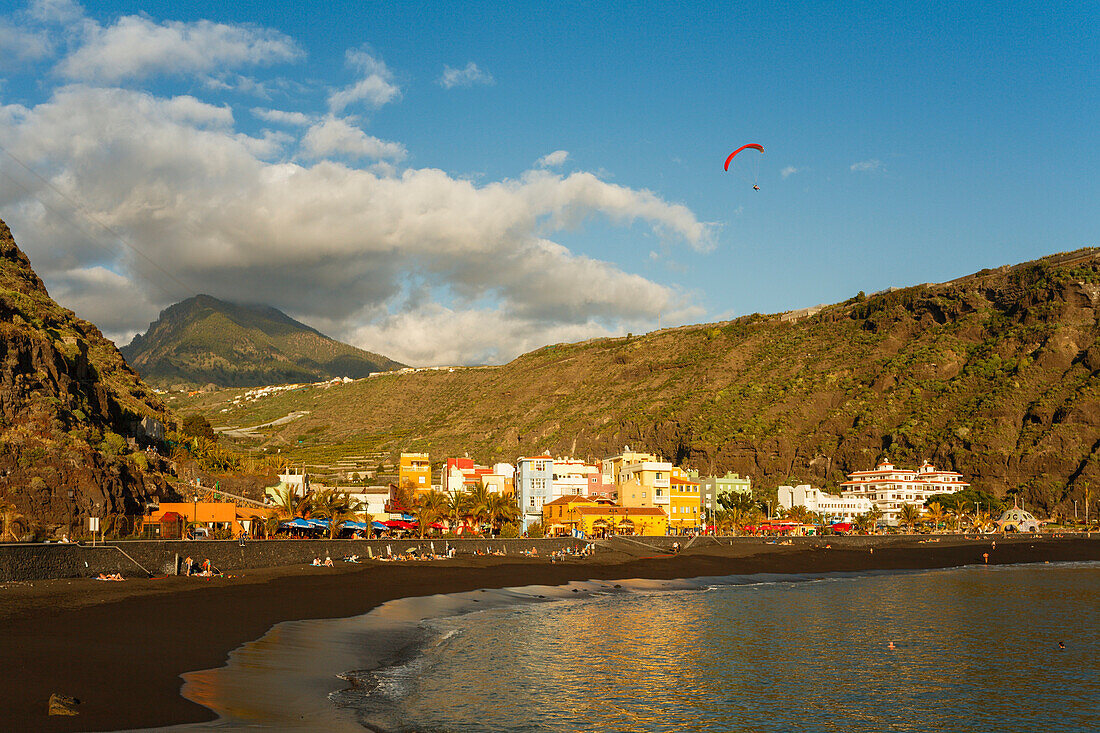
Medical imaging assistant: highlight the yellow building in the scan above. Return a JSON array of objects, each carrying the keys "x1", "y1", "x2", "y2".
[
  {"x1": 602, "y1": 449, "x2": 674, "y2": 509},
  {"x1": 668, "y1": 467, "x2": 702, "y2": 531},
  {"x1": 542, "y1": 494, "x2": 598, "y2": 535},
  {"x1": 398, "y1": 452, "x2": 432, "y2": 492},
  {"x1": 601, "y1": 450, "x2": 661, "y2": 486},
  {"x1": 574, "y1": 505, "x2": 668, "y2": 537}
]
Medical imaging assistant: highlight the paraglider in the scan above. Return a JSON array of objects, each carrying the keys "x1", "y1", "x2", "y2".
[
  {"x1": 724, "y1": 143, "x2": 764, "y2": 190},
  {"x1": 723, "y1": 143, "x2": 764, "y2": 171}
]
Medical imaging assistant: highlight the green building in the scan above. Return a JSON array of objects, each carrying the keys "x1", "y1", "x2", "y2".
[{"x1": 689, "y1": 471, "x2": 752, "y2": 523}]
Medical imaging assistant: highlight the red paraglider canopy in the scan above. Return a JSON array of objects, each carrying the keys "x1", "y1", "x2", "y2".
[{"x1": 724, "y1": 143, "x2": 764, "y2": 171}]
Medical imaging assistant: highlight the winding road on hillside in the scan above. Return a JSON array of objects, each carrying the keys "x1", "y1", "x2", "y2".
[{"x1": 215, "y1": 411, "x2": 310, "y2": 439}]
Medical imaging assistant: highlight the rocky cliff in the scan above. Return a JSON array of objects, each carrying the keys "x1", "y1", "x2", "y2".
[{"x1": 0, "y1": 219, "x2": 176, "y2": 539}]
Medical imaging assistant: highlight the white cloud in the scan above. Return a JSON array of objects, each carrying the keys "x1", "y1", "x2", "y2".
[
  {"x1": 56, "y1": 15, "x2": 302, "y2": 82},
  {"x1": 48, "y1": 265, "x2": 157, "y2": 344},
  {"x1": 850, "y1": 158, "x2": 883, "y2": 172},
  {"x1": 300, "y1": 117, "x2": 406, "y2": 161},
  {"x1": 328, "y1": 48, "x2": 400, "y2": 111},
  {"x1": 536, "y1": 150, "x2": 569, "y2": 168},
  {"x1": 0, "y1": 22, "x2": 54, "y2": 64},
  {"x1": 439, "y1": 61, "x2": 494, "y2": 89},
  {"x1": 27, "y1": 0, "x2": 84, "y2": 24},
  {"x1": 0, "y1": 85, "x2": 711, "y2": 366},
  {"x1": 780, "y1": 165, "x2": 798, "y2": 179},
  {"x1": 252, "y1": 107, "x2": 313, "y2": 126}
]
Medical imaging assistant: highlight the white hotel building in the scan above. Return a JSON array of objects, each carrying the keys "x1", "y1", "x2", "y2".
[
  {"x1": 778, "y1": 485, "x2": 874, "y2": 522},
  {"x1": 839, "y1": 460, "x2": 969, "y2": 525}
]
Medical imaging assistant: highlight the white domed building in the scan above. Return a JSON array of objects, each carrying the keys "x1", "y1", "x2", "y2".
[{"x1": 994, "y1": 507, "x2": 1040, "y2": 533}]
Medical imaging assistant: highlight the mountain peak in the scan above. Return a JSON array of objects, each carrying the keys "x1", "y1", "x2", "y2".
[{"x1": 121, "y1": 295, "x2": 404, "y2": 387}]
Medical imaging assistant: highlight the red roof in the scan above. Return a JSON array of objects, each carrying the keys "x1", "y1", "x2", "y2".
[
  {"x1": 159, "y1": 511, "x2": 184, "y2": 523},
  {"x1": 544, "y1": 494, "x2": 590, "y2": 506}
]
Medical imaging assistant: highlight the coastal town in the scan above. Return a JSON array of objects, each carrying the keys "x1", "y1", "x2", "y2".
[{"x1": 139, "y1": 449, "x2": 1051, "y2": 543}]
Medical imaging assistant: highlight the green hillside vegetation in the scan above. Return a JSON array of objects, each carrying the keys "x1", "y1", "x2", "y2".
[
  {"x1": 121, "y1": 294, "x2": 404, "y2": 387},
  {"x1": 179, "y1": 248, "x2": 1100, "y2": 516}
]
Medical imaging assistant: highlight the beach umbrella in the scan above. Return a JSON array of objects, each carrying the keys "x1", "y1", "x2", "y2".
[
  {"x1": 343, "y1": 521, "x2": 369, "y2": 530},
  {"x1": 308, "y1": 519, "x2": 331, "y2": 529},
  {"x1": 281, "y1": 518, "x2": 312, "y2": 529},
  {"x1": 372, "y1": 521, "x2": 388, "y2": 530}
]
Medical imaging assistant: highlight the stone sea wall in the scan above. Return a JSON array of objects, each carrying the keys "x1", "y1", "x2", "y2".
[{"x1": 0, "y1": 537, "x2": 593, "y2": 581}]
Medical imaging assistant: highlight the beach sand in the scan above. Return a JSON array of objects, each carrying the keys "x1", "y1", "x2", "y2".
[{"x1": 2, "y1": 535, "x2": 1097, "y2": 731}]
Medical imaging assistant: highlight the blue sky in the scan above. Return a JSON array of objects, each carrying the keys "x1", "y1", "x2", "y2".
[{"x1": 0, "y1": 1, "x2": 1096, "y2": 365}]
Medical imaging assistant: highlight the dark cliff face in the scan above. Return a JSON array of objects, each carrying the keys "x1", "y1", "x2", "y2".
[{"x1": 0, "y1": 219, "x2": 176, "y2": 538}]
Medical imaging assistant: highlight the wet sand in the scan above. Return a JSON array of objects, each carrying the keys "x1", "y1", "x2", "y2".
[{"x1": 2, "y1": 535, "x2": 1097, "y2": 732}]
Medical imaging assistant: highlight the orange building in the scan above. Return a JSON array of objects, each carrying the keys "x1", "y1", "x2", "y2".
[
  {"x1": 143, "y1": 502, "x2": 246, "y2": 537},
  {"x1": 542, "y1": 494, "x2": 599, "y2": 535},
  {"x1": 399, "y1": 452, "x2": 432, "y2": 492},
  {"x1": 668, "y1": 467, "x2": 702, "y2": 531}
]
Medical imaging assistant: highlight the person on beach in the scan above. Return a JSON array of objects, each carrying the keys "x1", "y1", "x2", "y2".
[
  {"x1": 183, "y1": 556, "x2": 193, "y2": 576},
  {"x1": 324, "y1": 555, "x2": 334, "y2": 567},
  {"x1": 311, "y1": 557, "x2": 321, "y2": 566}
]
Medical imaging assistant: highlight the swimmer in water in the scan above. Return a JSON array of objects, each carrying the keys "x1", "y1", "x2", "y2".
[
  {"x1": 1059, "y1": 641, "x2": 1066, "y2": 650},
  {"x1": 888, "y1": 642, "x2": 896, "y2": 650}
]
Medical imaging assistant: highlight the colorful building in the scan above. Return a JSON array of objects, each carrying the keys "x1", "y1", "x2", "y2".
[
  {"x1": 573, "y1": 505, "x2": 668, "y2": 537},
  {"x1": 143, "y1": 502, "x2": 247, "y2": 537},
  {"x1": 516, "y1": 454, "x2": 553, "y2": 530},
  {"x1": 693, "y1": 471, "x2": 752, "y2": 522},
  {"x1": 667, "y1": 467, "x2": 702, "y2": 531},
  {"x1": 605, "y1": 450, "x2": 672, "y2": 509},
  {"x1": 542, "y1": 494, "x2": 599, "y2": 536},
  {"x1": 399, "y1": 452, "x2": 432, "y2": 492}
]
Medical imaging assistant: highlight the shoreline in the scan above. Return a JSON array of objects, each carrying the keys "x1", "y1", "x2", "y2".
[{"x1": 3, "y1": 535, "x2": 1098, "y2": 731}]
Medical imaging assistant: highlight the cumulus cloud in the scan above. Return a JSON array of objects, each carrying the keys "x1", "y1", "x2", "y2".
[
  {"x1": 780, "y1": 165, "x2": 798, "y2": 179},
  {"x1": 328, "y1": 48, "x2": 400, "y2": 111},
  {"x1": 0, "y1": 84, "x2": 711, "y2": 364},
  {"x1": 252, "y1": 107, "x2": 313, "y2": 126},
  {"x1": 438, "y1": 61, "x2": 494, "y2": 89},
  {"x1": 536, "y1": 150, "x2": 569, "y2": 168},
  {"x1": 299, "y1": 117, "x2": 406, "y2": 161},
  {"x1": 850, "y1": 158, "x2": 883, "y2": 172},
  {"x1": 55, "y1": 15, "x2": 302, "y2": 82}
]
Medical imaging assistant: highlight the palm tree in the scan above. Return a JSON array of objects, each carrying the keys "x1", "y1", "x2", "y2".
[
  {"x1": 271, "y1": 485, "x2": 312, "y2": 520},
  {"x1": 898, "y1": 503, "x2": 922, "y2": 533},
  {"x1": 446, "y1": 489, "x2": 470, "y2": 533},
  {"x1": 924, "y1": 501, "x2": 947, "y2": 532},
  {"x1": 414, "y1": 490, "x2": 448, "y2": 538},
  {"x1": 487, "y1": 493, "x2": 520, "y2": 535},
  {"x1": 853, "y1": 510, "x2": 875, "y2": 534},
  {"x1": 313, "y1": 489, "x2": 359, "y2": 538},
  {"x1": 785, "y1": 505, "x2": 814, "y2": 524},
  {"x1": 465, "y1": 485, "x2": 491, "y2": 533}
]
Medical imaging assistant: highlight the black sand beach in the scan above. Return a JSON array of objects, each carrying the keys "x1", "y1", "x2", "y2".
[{"x1": 2, "y1": 535, "x2": 1097, "y2": 731}]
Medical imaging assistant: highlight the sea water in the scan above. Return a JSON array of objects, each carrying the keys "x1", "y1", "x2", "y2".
[{"x1": 337, "y1": 563, "x2": 1099, "y2": 732}]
